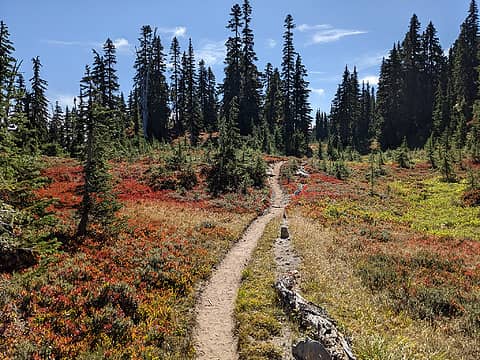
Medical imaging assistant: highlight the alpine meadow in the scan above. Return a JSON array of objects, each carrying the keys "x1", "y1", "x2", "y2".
[{"x1": 1, "y1": 1, "x2": 480, "y2": 359}]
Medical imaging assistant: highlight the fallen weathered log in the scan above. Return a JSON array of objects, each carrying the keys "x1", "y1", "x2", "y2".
[{"x1": 275, "y1": 274, "x2": 356, "y2": 360}]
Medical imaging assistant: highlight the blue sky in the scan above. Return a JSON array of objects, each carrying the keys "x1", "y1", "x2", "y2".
[{"x1": 2, "y1": 0, "x2": 471, "y2": 113}]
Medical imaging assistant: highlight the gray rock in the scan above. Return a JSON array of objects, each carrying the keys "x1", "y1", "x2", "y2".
[
  {"x1": 293, "y1": 338, "x2": 332, "y2": 360},
  {"x1": 280, "y1": 225, "x2": 290, "y2": 239}
]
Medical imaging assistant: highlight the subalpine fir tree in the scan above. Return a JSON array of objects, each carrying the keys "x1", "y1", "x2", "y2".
[
  {"x1": 401, "y1": 14, "x2": 424, "y2": 147},
  {"x1": 395, "y1": 137, "x2": 411, "y2": 168},
  {"x1": 238, "y1": 0, "x2": 261, "y2": 135},
  {"x1": 49, "y1": 101, "x2": 64, "y2": 145},
  {"x1": 357, "y1": 82, "x2": 372, "y2": 154},
  {"x1": 149, "y1": 33, "x2": 170, "y2": 141},
  {"x1": 329, "y1": 66, "x2": 361, "y2": 152},
  {"x1": 262, "y1": 66, "x2": 282, "y2": 135},
  {"x1": 62, "y1": 106, "x2": 72, "y2": 151},
  {"x1": 207, "y1": 96, "x2": 241, "y2": 195},
  {"x1": 184, "y1": 39, "x2": 201, "y2": 146},
  {"x1": 292, "y1": 54, "x2": 311, "y2": 156},
  {"x1": 29, "y1": 56, "x2": 49, "y2": 148},
  {"x1": 178, "y1": 51, "x2": 188, "y2": 136},
  {"x1": 451, "y1": 0, "x2": 479, "y2": 134},
  {"x1": 205, "y1": 67, "x2": 218, "y2": 132},
  {"x1": 134, "y1": 25, "x2": 153, "y2": 139},
  {"x1": 376, "y1": 43, "x2": 404, "y2": 149},
  {"x1": 223, "y1": 4, "x2": 243, "y2": 121},
  {"x1": 197, "y1": 61, "x2": 218, "y2": 133},
  {"x1": 281, "y1": 14, "x2": 296, "y2": 155},
  {"x1": 421, "y1": 22, "x2": 445, "y2": 143},
  {"x1": 198, "y1": 59, "x2": 209, "y2": 131},
  {"x1": 77, "y1": 54, "x2": 121, "y2": 237},
  {"x1": 103, "y1": 38, "x2": 120, "y2": 110},
  {"x1": 169, "y1": 36, "x2": 182, "y2": 136},
  {"x1": 0, "y1": 21, "x2": 17, "y2": 126}
]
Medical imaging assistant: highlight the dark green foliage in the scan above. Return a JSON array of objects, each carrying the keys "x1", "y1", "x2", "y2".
[
  {"x1": 281, "y1": 15, "x2": 296, "y2": 155},
  {"x1": 29, "y1": 56, "x2": 49, "y2": 148},
  {"x1": 238, "y1": 0, "x2": 261, "y2": 136},
  {"x1": 438, "y1": 139, "x2": 456, "y2": 183},
  {"x1": 292, "y1": 54, "x2": 312, "y2": 156},
  {"x1": 425, "y1": 134, "x2": 437, "y2": 168},
  {"x1": 328, "y1": 160, "x2": 350, "y2": 180},
  {"x1": 223, "y1": 4, "x2": 243, "y2": 123},
  {"x1": 329, "y1": 66, "x2": 368, "y2": 153},
  {"x1": 0, "y1": 21, "x2": 18, "y2": 127},
  {"x1": 133, "y1": 26, "x2": 170, "y2": 142},
  {"x1": 183, "y1": 40, "x2": 201, "y2": 146},
  {"x1": 207, "y1": 97, "x2": 266, "y2": 194},
  {"x1": 169, "y1": 37, "x2": 182, "y2": 136},
  {"x1": 76, "y1": 55, "x2": 121, "y2": 237},
  {"x1": 395, "y1": 138, "x2": 411, "y2": 168}
]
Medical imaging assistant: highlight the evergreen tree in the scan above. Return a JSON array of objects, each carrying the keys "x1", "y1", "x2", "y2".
[
  {"x1": 357, "y1": 82, "x2": 372, "y2": 153},
  {"x1": 184, "y1": 39, "x2": 200, "y2": 145},
  {"x1": 178, "y1": 51, "x2": 188, "y2": 135},
  {"x1": 281, "y1": 14, "x2": 296, "y2": 155},
  {"x1": 29, "y1": 56, "x2": 49, "y2": 147},
  {"x1": 103, "y1": 38, "x2": 120, "y2": 110},
  {"x1": 262, "y1": 66, "x2": 282, "y2": 134},
  {"x1": 0, "y1": 21, "x2": 17, "y2": 126},
  {"x1": 77, "y1": 54, "x2": 121, "y2": 237},
  {"x1": 197, "y1": 61, "x2": 218, "y2": 133},
  {"x1": 329, "y1": 66, "x2": 361, "y2": 151},
  {"x1": 315, "y1": 109, "x2": 322, "y2": 141},
  {"x1": 49, "y1": 101, "x2": 64, "y2": 145},
  {"x1": 292, "y1": 54, "x2": 311, "y2": 156},
  {"x1": 198, "y1": 59, "x2": 209, "y2": 131},
  {"x1": 401, "y1": 14, "x2": 424, "y2": 147},
  {"x1": 207, "y1": 96, "x2": 241, "y2": 195},
  {"x1": 421, "y1": 22, "x2": 445, "y2": 142},
  {"x1": 376, "y1": 44, "x2": 405, "y2": 149},
  {"x1": 169, "y1": 37, "x2": 182, "y2": 136},
  {"x1": 205, "y1": 67, "x2": 218, "y2": 132},
  {"x1": 134, "y1": 25, "x2": 153, "y2": 140},
  {"x1": 149, "y1": 33, "x2": 170, "y2": 141},
  {"x1": 223, "y1": 4, "x2": 243, "y2": 121},
  {"x1": 451, "y1": 0, "x2": 479, "y2": 136},
  {"x1": 238, "y1": 0, "x2": 261, "y2": 135}
]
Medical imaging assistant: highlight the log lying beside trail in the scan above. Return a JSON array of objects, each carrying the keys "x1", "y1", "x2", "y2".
[{"x1": 275, "y1": 274, "x2": 356, "y2": 360}]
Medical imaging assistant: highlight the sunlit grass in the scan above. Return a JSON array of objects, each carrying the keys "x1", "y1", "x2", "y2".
[{"x1": 235, "y1": 218, "x2": 293, "y2": 360}]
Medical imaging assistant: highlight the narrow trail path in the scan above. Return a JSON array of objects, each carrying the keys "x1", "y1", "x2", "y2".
[{"x1": 193, "y1": 162, "x2": 287, "y2": 360}]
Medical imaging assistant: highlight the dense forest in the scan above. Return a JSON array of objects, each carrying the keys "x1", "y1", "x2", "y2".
[{"x1": 2, "y1": 1, "x2": 480, "y2": 163}]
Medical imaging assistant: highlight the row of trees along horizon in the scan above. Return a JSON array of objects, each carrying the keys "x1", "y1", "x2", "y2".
[{"x1": 1, "y1": 1, "x2": 480, "y2": 236}]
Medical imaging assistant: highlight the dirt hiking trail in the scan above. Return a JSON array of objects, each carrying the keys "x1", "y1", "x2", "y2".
[{"x1": 193, "y1": 162, "x2": 287, "y2": 360}]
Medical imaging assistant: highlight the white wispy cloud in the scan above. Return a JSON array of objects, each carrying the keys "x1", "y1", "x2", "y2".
[
  {"x1": 360, "y1": 75, "x2": 379, "y2": 86},
  {"x1": 196, "y1": 40, "x2": 225, "y2": 66},
  {"x1": 266, "y1": 38, "x2": 277, "y2": 49},
  {"x1": 297, "y1": 24, "x2": 331, "y2": 32},
  {"x1": 310, "y1": 70, "x2": 327, "y2": 75},
  {"x1": 158, "y1": 26, "x2": 187, "y2": 38},
  {"x1": 310, "y1": 87, "x2": 326, "y2": 96},
  {"x1": 44, "y1": 39, "x2": 96, "y2": 47},
  {"x1": 297, "y1": 23, "x2": 367, "y2": 45},
  {"x1": 44, "y1": 37, "x2": 133, "y2": 55}
]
